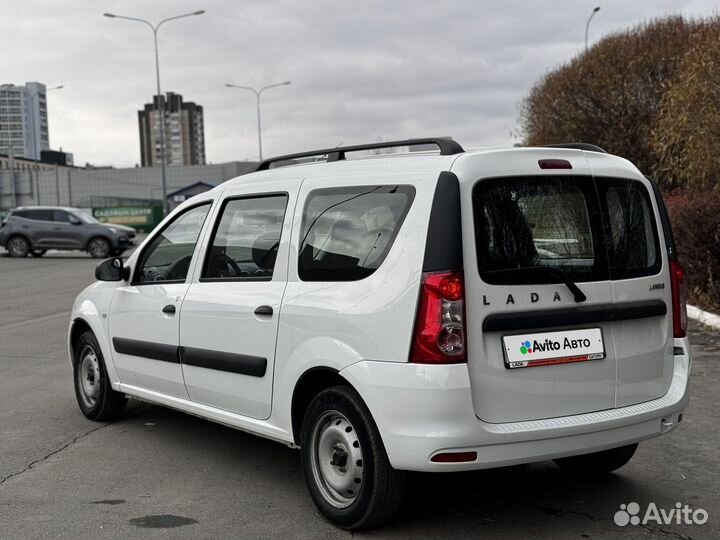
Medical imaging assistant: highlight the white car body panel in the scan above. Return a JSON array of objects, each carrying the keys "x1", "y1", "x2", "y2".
[{"x1": 68, "y1": 148, "x2": 691, "y2": 473}]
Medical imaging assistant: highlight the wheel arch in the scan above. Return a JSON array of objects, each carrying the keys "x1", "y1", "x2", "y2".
[
  {"x1": 290, "y1": 366, "x2": 351, "y2": 445},
  {"x1": 6, "y1": 233, "x2": 32, "y2": 248}
]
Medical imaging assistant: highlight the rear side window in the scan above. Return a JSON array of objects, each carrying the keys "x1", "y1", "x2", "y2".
[
  {"x1": 202, "y1": 194, "x2": 288, "y2": 281},
  {"x1": 473, "y1": 176, "x2": 606, "y2": 284},
  {"x1": 472, "y1": 175, "x2": 661, "y2": 284},
  {"x1": 15, "y1": 209, "x2": 53, "y2": 221},
  {"x1": 299, "y1": 185, "x2": 415, "y2": 281},
  {"x1": 598, "y1": 178, "x2": 661, "y2": 280}
]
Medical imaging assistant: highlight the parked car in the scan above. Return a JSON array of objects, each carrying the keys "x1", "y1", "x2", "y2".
[
  {"x1": 68, "y1": 138, "x2": 691, "y2": 530},
  {"x1": 0, "y1": 206, "x2": 136, "y2": 258}
]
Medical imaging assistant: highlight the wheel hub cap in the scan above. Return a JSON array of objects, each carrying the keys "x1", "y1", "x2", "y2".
[
  {"x1": 311, "y1": 411, "x2": 364, "y2": 508},
  {"x1": 78, "y1": 346, "x2": 100, "y2": 408}
]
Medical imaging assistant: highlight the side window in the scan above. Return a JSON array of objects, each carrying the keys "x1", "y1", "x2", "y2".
[
  {"x1": 599, "y1": 178, "x2": 661, "y2": 279},
  {"x1": 23, "y1": 209, "x2": 53, "y2": 221},
  {"x1": 53, "y1": 210, "x2": 75, "y2": 223},
  {"x1": 134, "y1": 203, "x2": 211, "y2": 284},
  {"x1": 202, "y1": 195, "x2": 288, "y2": 281},
  {"x1": 298, "y1": 185, "x2": 415, "y2": 282}
]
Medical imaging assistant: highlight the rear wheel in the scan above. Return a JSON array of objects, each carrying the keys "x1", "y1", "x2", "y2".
[
  {"x1": 554, "y1": 443, "x2": 639, "y2": 474},
  {"x1": 30, "y1": 249, "x2": 47, "y2": 257},
  {"x1": 73, "y1": 330, "x2": 126, "y2": 421},
  {"x1": 7, "y1": 236, "x2": 30, "y2": 257},
  {"x1": 300, "y1": 386, "x2": 405, "y2": 530},
  {"x1": 87, "y1": 237, "x2": 111, "y2": 259}
]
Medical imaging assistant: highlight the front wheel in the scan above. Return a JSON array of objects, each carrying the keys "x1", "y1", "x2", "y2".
[
  {"x1": 300, "y1": 386, "x2": 405, "y2": 530},
  {"x1": 73, "y1": 330, "x2": 126, "y2": 421},
  {"x1": 554, "y1": 443, "x2": 638, "y2": 474},
  {"x1": 87, "y1": 237, "x2": 111, "y2": 259}
]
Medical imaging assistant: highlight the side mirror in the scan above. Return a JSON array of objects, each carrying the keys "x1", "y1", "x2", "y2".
[
  {"x1": 95, "y1": 257, "x2": 128, "y2": 282},
  {"x1": 71, "y1": 219, "x2": 83, "y2": 225}
]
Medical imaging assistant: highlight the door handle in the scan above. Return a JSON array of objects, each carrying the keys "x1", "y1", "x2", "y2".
[
  {"x1": 162, "y1": 304, "x2": 176, "y2": 315},
  {"x1": 254, "y1": 305, "x2": 273, "y2": 316}
]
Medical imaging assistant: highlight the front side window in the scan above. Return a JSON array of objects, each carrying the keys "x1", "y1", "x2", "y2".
[
  {"x1": 134, "y1": 203, "x2": 211, "y2": 284},
  {"x1": 202, "y1": 195, "x2": 288, "y2": 280},
  {"x1": 299, "y1": 185, "x2": 415, "y2": 281}
]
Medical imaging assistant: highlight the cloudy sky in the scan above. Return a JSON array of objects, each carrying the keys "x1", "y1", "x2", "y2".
[{"x1": 5, "y1": 0, "x2": 719, "y2": 167}]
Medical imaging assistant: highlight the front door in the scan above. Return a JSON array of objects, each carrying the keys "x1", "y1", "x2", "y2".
[
  {"x1": 179, "y1": 187, "x2": 293, "y2": 420},
  {"x1": 109, "y1": 202, "x2": 212, "y2": 398},
  {"x1": 50, "y1": 210, "x2": 85, "y2": 249}
]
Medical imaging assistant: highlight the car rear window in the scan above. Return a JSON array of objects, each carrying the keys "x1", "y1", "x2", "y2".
[
  {"x1": 298, "y1": 185, "x2": 415, "y2": 281},
  {"x1": 472, "y1": 176, "x2": 661, "y2": 284}
]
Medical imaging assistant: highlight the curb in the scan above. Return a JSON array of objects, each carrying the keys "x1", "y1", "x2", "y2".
[{"x1": 687, "y1": 304, "x2": 720, "y2": 331}]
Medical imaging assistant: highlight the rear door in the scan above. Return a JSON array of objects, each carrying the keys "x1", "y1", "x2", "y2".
[
  {"x1": 591, "y1": 167, "x2": 673, "y2": 407},
  {"x1": 455, "y1": 151, "x2": 671, "y2": 423},
  {"x1": 178, "y1": 179, "x2": 296, "y2": 420},
  {"x1": 17, "y1": 209, "x2": 54, "y2": 248}
]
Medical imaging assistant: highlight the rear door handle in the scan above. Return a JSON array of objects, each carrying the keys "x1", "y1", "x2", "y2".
[
  {"x1": 254, "y1": 305, "x2": 273, "y2": 316},
  {"x1": 162, "y1": 304, "x2": 176, "y2": 315}
]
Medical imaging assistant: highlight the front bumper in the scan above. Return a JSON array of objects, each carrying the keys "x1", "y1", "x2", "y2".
[{"x1": 339, "y1": 338, "x2": 691, "y2": 472}]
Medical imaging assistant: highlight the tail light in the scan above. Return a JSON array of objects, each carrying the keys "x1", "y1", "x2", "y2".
[
  {"x1": 410, "y1": 271, "x2": 466, "y2": 364},
  {"x1": 670, "y1": 260, "x2": 687, "y2": 338}
]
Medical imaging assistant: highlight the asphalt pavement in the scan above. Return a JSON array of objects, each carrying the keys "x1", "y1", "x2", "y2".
[{"x1": 0, "y1": 249, "x2": 718, "y2": 539}]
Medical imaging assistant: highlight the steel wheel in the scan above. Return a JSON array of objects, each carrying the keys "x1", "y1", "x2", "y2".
[
  {"x1": 88, "y1": 237, "x2": 110, "y2": 259},
  {"x1": 309, "y1": 410, "x2": 364, "y2": 509},
  {"x1": 77, "y1": 345, "x2": 101, "y2": 409},
  {"x1": 7, "y1": 236, "x2": 29, "y2": 257}
]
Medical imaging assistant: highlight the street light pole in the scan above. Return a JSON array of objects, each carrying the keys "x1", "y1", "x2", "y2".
[
  {"x1": 104, "y1": 10, "x2": 205, "y2": 215},
  {"x1": 225, "y1": 81, "x2": 291, "y2": 161},
  {"x1": 585, "y1": 6, "x2": 601, "y2": 52}
]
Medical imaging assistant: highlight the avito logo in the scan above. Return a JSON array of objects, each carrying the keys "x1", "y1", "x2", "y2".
[{"x1": 520, "y1": 337, "x2": 592, "y2": 355}]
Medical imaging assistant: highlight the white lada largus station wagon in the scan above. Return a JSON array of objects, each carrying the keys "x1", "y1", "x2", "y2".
[{"x1": 69, "y1": 138, "x2": 691, "y2": 529}]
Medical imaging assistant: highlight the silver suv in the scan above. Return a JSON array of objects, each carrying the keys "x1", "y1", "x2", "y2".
[{"x1": 0, "y1": 206, "x2": 136, "y2": 258}]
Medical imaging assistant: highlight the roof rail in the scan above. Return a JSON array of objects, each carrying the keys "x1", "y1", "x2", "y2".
[
  {"x1": 542, "y1": 143, "x2": 607, "y2": 153},
  {"x1": 256, "y1": 137, "x2": 465, "y2": 171}
]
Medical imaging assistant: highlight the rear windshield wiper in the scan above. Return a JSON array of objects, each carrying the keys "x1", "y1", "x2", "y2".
[{"x1": 484, "y1": 266, "x2": 587, "y2": 303}]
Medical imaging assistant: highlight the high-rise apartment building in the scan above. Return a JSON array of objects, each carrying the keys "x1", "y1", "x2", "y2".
[
  {"x1": 138, "y1": 92, "x2": 206, "y2": 167},
  {"x1": 0, "y1": 82, "x2": 49, "y2": 160}
]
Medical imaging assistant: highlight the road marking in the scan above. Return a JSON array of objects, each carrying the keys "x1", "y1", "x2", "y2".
[{"x1": 0, "y1": 312, "x2": 69, "y2": 333}]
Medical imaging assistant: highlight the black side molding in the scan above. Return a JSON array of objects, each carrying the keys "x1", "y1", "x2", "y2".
[
  {"x1": 422, "y1": 171, "x2": 463, "y2": 272},
  {"x1": 483, "y1": 300, "x2": 667, "y2": 333},
  {"x1": 180, "y1": 346, "x2": 267, "y2": 378},
  {"x1": 112, "y1": 338, "x2": 179, "y2": 363}
]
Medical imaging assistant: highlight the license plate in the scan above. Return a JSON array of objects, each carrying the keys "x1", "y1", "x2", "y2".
[{"x1": 503, "y1": 328, "x2": 605, "y2": 369}]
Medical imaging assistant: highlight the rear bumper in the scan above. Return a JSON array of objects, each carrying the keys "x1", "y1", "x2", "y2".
[{"x1": 339, "y1": 338, "x2": 691, "y2": 472}]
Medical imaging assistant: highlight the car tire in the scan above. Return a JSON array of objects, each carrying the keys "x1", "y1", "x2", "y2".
[
  {"x1": 30, "y1": 249, "x2": 47, "y2": 257},
  {"x1": 300, "y1": 385, "x2": 405, "y2": 530},
  {"x1": 6, "y1": 236, "x2": 30, "y2": 257},
  {"x1": 87, "y1": 237, "x2": 111, "y2": 259},
  {"x1": 72, "y1": 330, "x2": 126, "y2": 421},
  {"x1": 554, "y1": 443, "x2": 639, "y2": 474}
]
